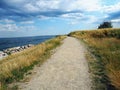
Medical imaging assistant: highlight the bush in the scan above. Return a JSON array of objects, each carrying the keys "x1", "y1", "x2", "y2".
[{"x1": 98, "y1": 22, "x2": 113, "y2": 29}]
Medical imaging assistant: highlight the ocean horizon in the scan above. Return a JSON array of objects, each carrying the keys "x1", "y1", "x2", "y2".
[{"x1": 0, "y1": 35, "x2": 56, "y2": 51}]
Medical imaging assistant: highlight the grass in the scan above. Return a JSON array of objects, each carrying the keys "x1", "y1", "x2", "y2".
[
  {"x1": 68, "y1": 28, "x2": 120, "y2": 90},
  {"x1": 0, "y1": 35, "x2": 66, "y2": 90}
]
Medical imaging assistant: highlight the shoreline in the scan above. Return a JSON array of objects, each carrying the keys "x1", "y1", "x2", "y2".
[
  {"x1": 0, "y1": 35, "x2": 57, "y2": 60},
  {"x1": 0, "y1": 35, "x2": 56, "y2": 52},
  {"x1": 0, "y1": 44, "x2": 34, "y2": 60},
  {"x1": 0, "y1": 36, "x2": 66, "y2": 90}
]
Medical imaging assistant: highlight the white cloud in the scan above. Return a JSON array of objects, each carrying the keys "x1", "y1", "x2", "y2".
[
  {"x1": 103, "y1": 2, "x2": 120, "y2": 13},
  {"x1": 0, "y1": 19, "x2": 14, "y2": 23},
  {"x1": 22, "y1": 0, "x2": 60, "y2": 12},
  {"x1": 20, "y1": 21, "x2": 34, "y2": 24},
  {"x1": 37, "y1": 15, "x2": 50, "y2": 20},
  {"x1": 60, "y1": 13, "x2": 84, "y2": 19},
  {"x1": 3, "y1": 0, "x2": 120, "y2": 25},
  {"x1": 38, "y1": 0, "x2": 101, "y2": 12},
  {"x1": 24, "y1": 3, "x2": 39, "y2": 12},
  {"x1": 22, "y1": 25, "x2": 36, "y2": 31},
  {"x1": 5, "y1": 0, "x2": 102, "y2": 13},
  {"x1": 60, "y1": 13, "x2": 99, "y2": 23},
  {"x1": 0, "y1": 23, "x2": 36, "y2": 32},
  {"x1": 0, "y1": 24, "x2": 18, "y2": 31},
  {"x1": 62, "y1": 0, "x2": 101, "y2": 11},
  {"x1": 36, "y1": 0, "x2": 59, "y2": 10},
  {"x1": 5, "y1": 0, "x2": 120, "y2": 21},
  {"x1": 111, "y1": 19, "x2": 120, "y2": 23}
]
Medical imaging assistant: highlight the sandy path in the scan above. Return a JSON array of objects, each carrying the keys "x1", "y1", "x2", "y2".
[{"x1": 20, "y1": 37, "x2": 91, "y2": 90}]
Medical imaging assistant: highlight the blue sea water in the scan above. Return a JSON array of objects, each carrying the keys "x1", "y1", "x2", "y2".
[{"x1": 0, "y1": 35, "x2": 55, "y2": 51}]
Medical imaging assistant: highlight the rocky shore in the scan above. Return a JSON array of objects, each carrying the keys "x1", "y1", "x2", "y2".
[
  {"x1": 0, "y1": 44, "x2": 34, "y2": 60},
  {"x1": 0, "y1": 51, "x2": 8, "y2": 60}
]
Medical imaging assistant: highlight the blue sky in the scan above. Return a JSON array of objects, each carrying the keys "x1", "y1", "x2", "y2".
[{"x1": 0, "y1": 0, "x2": 120, "y2": 37}]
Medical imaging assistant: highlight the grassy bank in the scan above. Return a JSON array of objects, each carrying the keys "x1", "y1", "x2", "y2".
[
  {"x1": 0, "y1": 35, "x2": 66, "y2": 90},
  {"x1": 68, "y1": 28, "x2": 120, "y2": 90}
]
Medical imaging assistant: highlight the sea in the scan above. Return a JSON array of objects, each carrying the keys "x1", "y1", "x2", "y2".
[{"x1": 0, "y1": 35, "x2": 55, "y2": 51}]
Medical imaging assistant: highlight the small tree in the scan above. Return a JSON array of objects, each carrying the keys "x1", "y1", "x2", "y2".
[{"x1": 98, "y1": 21, "x2": 113, "y2": 29}]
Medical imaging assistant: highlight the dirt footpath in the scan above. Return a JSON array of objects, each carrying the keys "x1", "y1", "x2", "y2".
[{"x1": 20, "y1": 37, "x2": 92, "y2": 90}]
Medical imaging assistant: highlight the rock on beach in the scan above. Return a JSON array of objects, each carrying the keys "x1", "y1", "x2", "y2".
[
  {"x1": 0, "y1": 44, "x2": 34, "y2": 60},
  {"x1": 0, "y1": 51, "x2": 8, "y2": 60}
]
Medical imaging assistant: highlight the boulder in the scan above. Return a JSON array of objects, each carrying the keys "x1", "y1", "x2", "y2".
[
  {"x1": 24, "y1": 45, "x2": 28, "y2": 49},
  {"x1": 0, "y1": 51, "x2": 8, "y2": 60},
  {"x1": 1, "y1": 44, "x2": 34, "y2": 60},
  {"x1": 21, "y1": 46, "x2": 25, "y2": 49},
  {"x1": 28, "y1": 44, "x2": 34, "y2": 47}
]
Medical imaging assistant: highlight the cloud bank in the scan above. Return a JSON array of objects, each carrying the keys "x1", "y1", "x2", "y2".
[
  {"x1": 0, "y1": 0, "x2": 120, "y2": 36},
  {"x1": 0, "y1": 0, "x2": 120, "y2": 22}
]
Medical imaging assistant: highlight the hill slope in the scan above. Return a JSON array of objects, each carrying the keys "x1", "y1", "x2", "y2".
[
  {"x1": 69, "y1": 28, "x2": 120, "y2": 90},
  {"x1": 0, "y1": 36, "x2": 66, "y2": 89}
]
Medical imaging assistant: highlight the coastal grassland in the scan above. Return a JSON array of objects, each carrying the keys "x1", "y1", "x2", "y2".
[
  {"x1": 68, "y1": 28, "x2": 120, "y2": 90},
  {"x1": 0, "y1": 35, "x2": 66, "y2": 90}
]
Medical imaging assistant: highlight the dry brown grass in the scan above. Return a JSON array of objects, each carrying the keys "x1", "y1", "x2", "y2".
[
  {"x1": 0, "y1": 43, "x2": 45, "y2": 78},
  {"x1": 69, "y1": 28, "x2": 120, "y2": 90},
  {"x1": 0, "y1": 35, "x2": 66, "y2": 89}
]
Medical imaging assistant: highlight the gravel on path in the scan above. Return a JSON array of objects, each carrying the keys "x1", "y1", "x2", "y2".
[{"x1": 20, "y1": 37, "x2": 92, "y2": 90}]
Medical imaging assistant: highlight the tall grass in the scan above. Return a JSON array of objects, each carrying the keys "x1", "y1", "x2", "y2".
[
  {"x1": 0, "y1": 36, "x2": 66, "y2": 89},
  {"x1": 69, "y1": 28, "x2": 120, "y2": 90}
]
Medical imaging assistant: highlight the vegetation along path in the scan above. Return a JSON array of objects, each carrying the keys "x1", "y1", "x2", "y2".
[{"x1": 20, "y1": 37, "x2": 91, "y2": 90}]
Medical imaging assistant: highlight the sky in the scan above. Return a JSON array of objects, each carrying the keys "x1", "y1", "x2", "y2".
[{"x1": 0, "y1": 0, "x2": 120, "y2": 37}]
